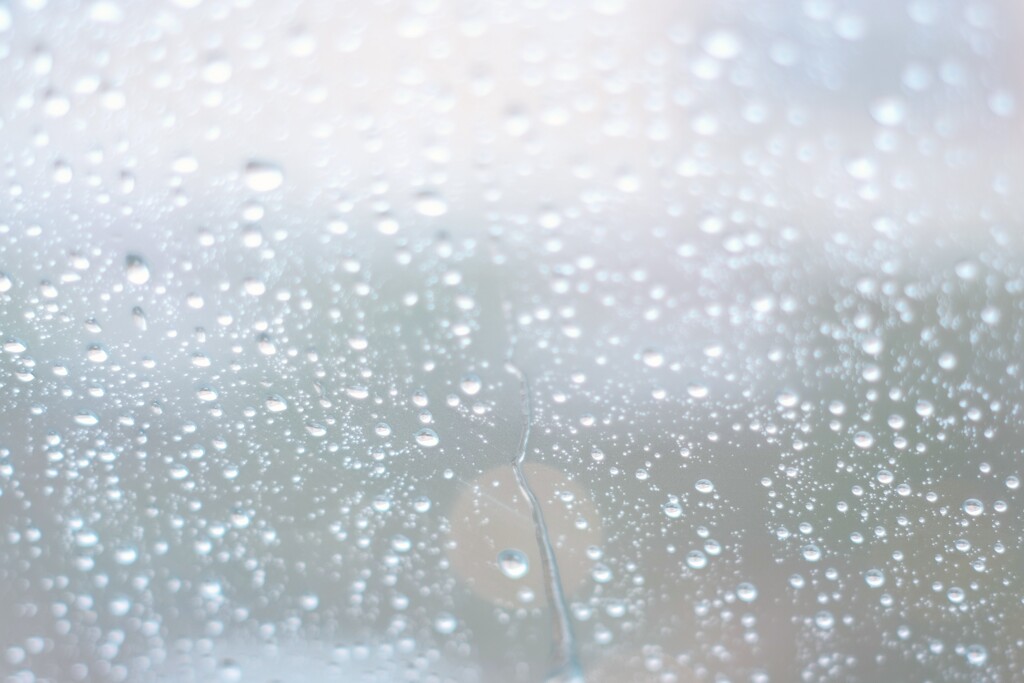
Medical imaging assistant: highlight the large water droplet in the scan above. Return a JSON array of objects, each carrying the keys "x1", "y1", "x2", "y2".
[
  {"x1": 497, "y1": 549, "x2": 530, "y2": 579},
  {"x1": 962, "y1": 499, "x2": 984, "y2": 517},
  {"x1": 864, "y1": 569, "x2": 885, "y2": 588},
  {"x1": 265, "y1": 394, "x2": 288, "y2": 412},
  {"x1": 125, "y1": 254, "x2": 150, "y2": 285},
  {"x1": 415, "y1": 428, "x2": 439, "y2": 447}
]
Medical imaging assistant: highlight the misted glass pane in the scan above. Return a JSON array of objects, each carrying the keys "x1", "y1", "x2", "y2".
[{"x1": 1, "y1": 1, "x2": 1022, "y2": 681}]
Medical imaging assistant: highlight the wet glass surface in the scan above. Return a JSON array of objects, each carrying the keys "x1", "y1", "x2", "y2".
[{"x1": 1, "y1": 1, "x2": 1024, "y2": 681}]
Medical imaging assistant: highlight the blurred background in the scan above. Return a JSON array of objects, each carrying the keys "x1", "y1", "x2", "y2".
[{"x1": 1, "y1": 0, "x2": 1023, "y2": 681}]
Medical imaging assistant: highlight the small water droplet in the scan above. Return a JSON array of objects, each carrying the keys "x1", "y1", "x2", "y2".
[
  {"x1": 114, "y1": 546, "x2": 138, "y2": 565},
  {"x1": 434, "y1": 613, "x2": 457, "y2": 634},
  {"x1": 870, "y1": 96, "x2": 907, "y2": 126},
  {"x1": 75, "y1": 529, "x2": 99, "y2": 548},
  {"x1": 414, "y1": 190, "x2": 447, "y2": 217},
  {"x1": 702, "y1": 29, "x2": 742, "y2": 60},
  {"x1": 244, "y1": 161, "x2": 284, "y2": 192}
]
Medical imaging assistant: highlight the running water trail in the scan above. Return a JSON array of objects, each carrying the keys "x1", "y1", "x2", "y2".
[{"x1": 503, "y1": 300, "x2": 585, "y2": 683}]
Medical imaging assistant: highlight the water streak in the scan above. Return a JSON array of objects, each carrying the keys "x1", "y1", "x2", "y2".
[{"x1": 503, "y1": 301, "x2": 584, "y2": 682}]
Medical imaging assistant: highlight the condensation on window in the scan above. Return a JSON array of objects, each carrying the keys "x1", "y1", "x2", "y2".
[{"x1": 1, "y1": 1, "x2": 1022, "y2": 682}]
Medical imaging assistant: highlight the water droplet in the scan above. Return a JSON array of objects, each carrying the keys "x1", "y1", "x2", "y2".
[
  {"x1": 346, "y1": 386, "x2": 369, "y2": 400},
  {"x1": 686, "y1": 550, "x2": 708, "y2": 569},
  {"x1": 300, "y1": 593, "x2": 319, "y2": 611},
  {"x1": 414, "y1": 190, "x2": 447, "y2": 217},
  {"x1": 75, "y1": 529, "x2": 99, "y2": 548},
  {"x1": 434, "y1": 613, "x2": 457, "y2": 634},
  {"x1": 854, "y1": 431, "x2": 874, "y2": 449},
  {"x1": 497, "y1": 549, "x2": 530, "y2": 579},
  {"x1": 132, "y1": 306, "x2": 147, "y2": 331},
  {"x1": 244, "y1": 161, "x2": 284, "y2": 192},
  {"x1": 802, "y1": 544, "x2": 822, "y2": 562},
  {"x1": 4, "y1": 338, "x2": 27, "y2": 354},
  {"x1": 114, "y1": 546, "x2": 138, "y2": 565},
  {"x1": 702, "y1": 29, "x2": 742, "y2": 60},
  {"x1": 695, "y1": 479, "x2": 714, "y2": 493},
  {"x1": 43, "y1": 90, "x2": 70, "y2": 117},
  {"x1": 197, "y1": 387, "x2": 219, "y2": 402},
  {"x1": 89, "y1": 1, "x2": 123, "y2": 23},
  {"x1": 591, "y1": 563, "x2": 613, "y2": 583},
  {"x1": 962, "y1": 499, "x2": 984, "y2": 517},
  {"x1": 202, "y1": 54, "x2": 232, "y2": 84},
  {"x1": 415, "y1": 428, "x2": 439, "y2": 447},
  {"x1": 125, "y1": 254, "x2": 150, "y2": 285},
  {"x1": 870, "y1": 96, "x2": 907, "y2": 126},
  {"x1": 243, "y1": 278, "x2": 266, "y2": 296},
  {"x1": 460, "y1": 374, "x2": 482, "y2": 395},
  {"x1": 74, "y1": 412, "x2": 99, "y2": 427},
  {"x1": 265, "y1": 394, "x2": 288, "y2": 412},
  {"x1": 776, "y1": 390, "x2": 799, "y2": 408},
  {"x1": 965, "y1": 645, "x2": 987, "y2": 666},
  {"x1": 109, "y1": 595, "x2": 132, "y2": 616},
  {"x1": 736, "y1": 583, "x2": 758, "y2": 602},
  {"x1": 641, "y1": 349, "x2": 664, "y2": 368},
  {"x1": 815, "y1": 611, "x2": 835, "y2": 629},
  {"x1": 218, "y1": 660, "x2": 243, "y2": 683},
  {"x1": 686, "y1": 383, "x2": 709, "y2": 399}
]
